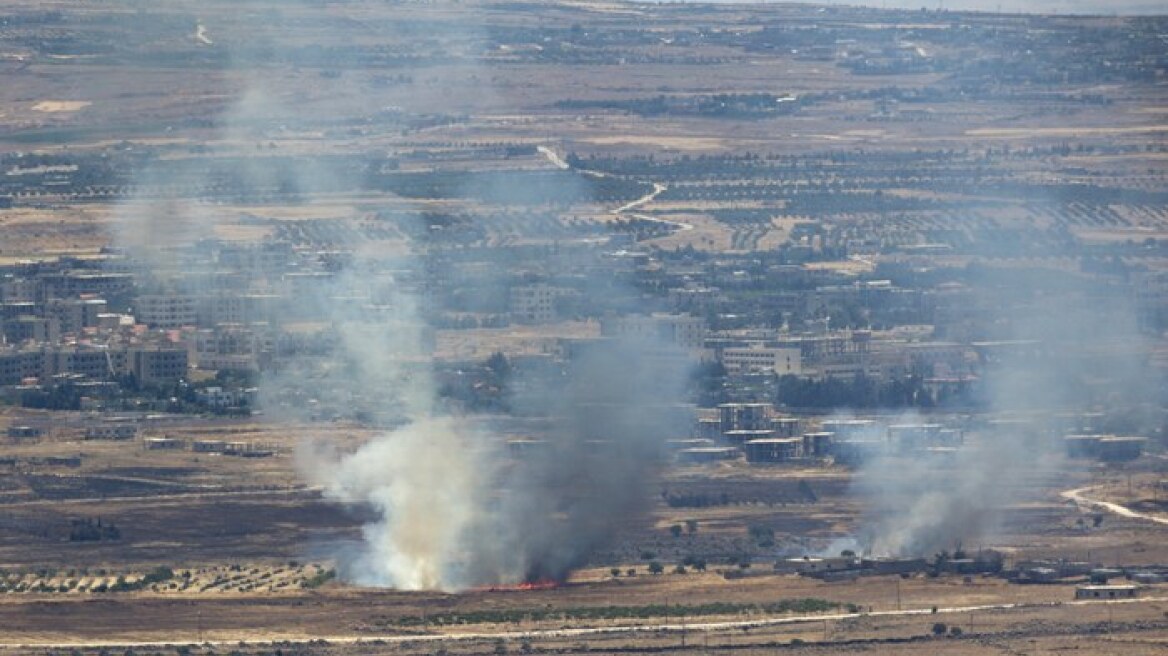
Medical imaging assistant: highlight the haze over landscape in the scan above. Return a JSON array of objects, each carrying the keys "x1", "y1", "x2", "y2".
[
  {"x1": 676, "y1": 0, "x2": 1167, "y2": 14},
  {"x1": 0, "y1": 0, "x2": 1166, "y2": 654}
]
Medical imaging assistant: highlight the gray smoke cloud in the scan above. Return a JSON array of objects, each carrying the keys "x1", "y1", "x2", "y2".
[
  {"x1": 293, "y1": 250, "x2": 693, "y2": 589},
  {"x1": 476, "y1": 339, "x2": 693, "y2": 584},
  {"x1": 846, "y1": 265, "x2": 1154, "y2": 558},
  {"x1": 297, "y1": 292, "x2": 692, "y2": 589},
  {"x1": 852, "y1": 413, "x2": 1037, "y2": 557},
  {"x1": 103, "y1": 4, "x2": 695, "y2": 591}
]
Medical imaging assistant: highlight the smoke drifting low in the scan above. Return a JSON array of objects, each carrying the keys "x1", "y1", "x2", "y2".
[
  {"x1": 852, "y1": 415, "x2": 1042, "y2": 558},
  {"x1": 96, "y1": 5, "x2": 697, "y2": 592},
  {"x1": 846, "y1": 266, "x2": 1155, "y2": 559},
  {"x1": 478, "y1": 339, "x2": 692, "y2": 585}
]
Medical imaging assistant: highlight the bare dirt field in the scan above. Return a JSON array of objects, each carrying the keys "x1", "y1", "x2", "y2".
[{"x1": 1, "y1": 411, "x2": 1165, "y2": 652}]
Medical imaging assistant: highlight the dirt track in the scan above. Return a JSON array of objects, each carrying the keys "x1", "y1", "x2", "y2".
[{"x1": 1061, "y1": 486, "x2": 1168, "y2": 527}]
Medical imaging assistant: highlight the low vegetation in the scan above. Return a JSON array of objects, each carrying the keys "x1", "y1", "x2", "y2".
[{"x1": 388, "y1": 598, "x2": 851, "y2": 627}]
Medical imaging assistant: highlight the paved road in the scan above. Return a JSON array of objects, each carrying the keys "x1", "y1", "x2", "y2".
[
  {"x1": 0, "y1": 485, "x2": 318, "y2": 508},
  {"x1": 2, "y1": 595, "x2": 1164, "y2": 649}
]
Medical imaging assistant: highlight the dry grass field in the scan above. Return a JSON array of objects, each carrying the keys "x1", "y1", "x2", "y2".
[{"x1": 1, "y1": 408, "x2": 1166, "y2": 652}]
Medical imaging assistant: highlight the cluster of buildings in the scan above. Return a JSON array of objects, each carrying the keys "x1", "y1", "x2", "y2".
[
  {"x1": 145, "y1": 436, "x2": 276, "y2": 457},
  {"x1": 772, "y1": 550, "x2": 1163, "y2": 601},
  {"x1": 676, "y1": 402, "x2": 965, "y2": 466},
  {"x1": 0, "y1": 259, "x2": 188, "y2": 394},
  {"x1": 774, "y1": 549, "x2": 1003, "y2": 582},
  {"x1": 0, "y1": 229, "x2": 1158, "y2": 470},
  {"x1": 706, "y1": 324, "x2": 974, "y2": 383},
  {"x1": 0, "y1": 243, "x2": 326, "y2": 410}
]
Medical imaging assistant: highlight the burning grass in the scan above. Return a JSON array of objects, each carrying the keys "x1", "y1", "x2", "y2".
[{"x1": 475, "y1": 579, "x2": 561, "y2": 593}]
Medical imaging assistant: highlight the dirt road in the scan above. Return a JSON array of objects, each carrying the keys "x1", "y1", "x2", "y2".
[
  {"x1": 538, "y1": 145, "x2": 692, "y2": 232},
  {"x1": 1061, "y1": 486, "x2": 1168, "y2": 526}
]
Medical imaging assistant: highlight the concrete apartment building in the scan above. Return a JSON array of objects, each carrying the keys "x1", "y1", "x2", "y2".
[
  {"x1": 509, "y1": 284, "x2": 559, "y2": 324},
  {"x1": 720, "y1": 343, "x2": 802, "y2": 376},
  {"x1": 192, "y1": 324, "x2": 271, "y2": 372},
  {"x1": 0, "y1": 343, "x2": 188, "y2": 386},
  {"x1": 45, "y1": 297, "x2": 108, "y2": 335},
  {"x1": 129, "y1": 346, "x2": 189, "y2": 384},
  {"x1": 135, "y1": 294, "x2": 198, "y2": 329},
  {"x1": 601, "y1": 313, "x2": 707, "y2": 350}
]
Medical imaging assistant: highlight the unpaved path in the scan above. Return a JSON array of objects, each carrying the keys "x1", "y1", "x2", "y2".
[
  {"x1": 537, "y1": 145, "x2": 692, "y2": 232},
  {"x1": 1061, "y1": 486, "x2": 1168, "y2": 526}
]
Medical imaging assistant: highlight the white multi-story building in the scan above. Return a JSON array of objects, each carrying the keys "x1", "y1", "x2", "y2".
[{"x1": 720, "y1": 344, "x2": 802, "y2": 376}]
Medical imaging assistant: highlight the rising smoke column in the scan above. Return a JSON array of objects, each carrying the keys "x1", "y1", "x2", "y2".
[
  {"x1": 304, "y1": 285, "x2": 694, "y2": 589},
  {"x1": 291, "y1": 256, "x2": 501, "y2": 591},
  {"x1": 849, "y1": 266, "x2": 1155, "y2": 558},
  {"x1": 463, "y1": 338, "x2": 694, "y2": 585},
  {"x1": 102, "y1": 2, "x2": 695, "y2": 591}
]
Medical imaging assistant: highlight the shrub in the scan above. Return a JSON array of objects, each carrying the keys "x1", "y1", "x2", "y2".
[{"x1": 303, "y1": 568, "x2": 336, "y2": 589}]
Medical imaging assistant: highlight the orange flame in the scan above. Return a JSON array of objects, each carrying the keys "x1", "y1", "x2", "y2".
[{"x1": 475, "y1": 579, "x2": 559, "y2": 593}]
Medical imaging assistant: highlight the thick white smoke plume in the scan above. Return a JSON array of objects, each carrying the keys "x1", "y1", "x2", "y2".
[
  {"x1": 288, "y1": 258, "x2": 498, "y2": 590},
  {"x1": 299, "y1": 317, "x2": 688, "y2": 589},
  {"x1": 320, "y1": 417, "x2": 488, "y2": 590},
  {"x1": 101, "y1": 4, "x2": 693, "y2": 592}
]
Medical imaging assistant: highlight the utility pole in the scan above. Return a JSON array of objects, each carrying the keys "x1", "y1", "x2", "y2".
[{"x1": 896, "y1": 577, "x2": 902, "y2": 611}]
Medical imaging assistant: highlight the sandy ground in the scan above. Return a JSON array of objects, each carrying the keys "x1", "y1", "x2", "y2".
[{"x1": 31, "y1": 101, "x2": 91, "y2": 113}]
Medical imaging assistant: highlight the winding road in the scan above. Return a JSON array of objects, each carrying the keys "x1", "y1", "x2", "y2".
[
  {"x1": 1061, "y1": 485, "x2": 1168, "y2": 526},
  {"x1": 538, "y1": 145, "x2": 692, "y2": 232}
]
